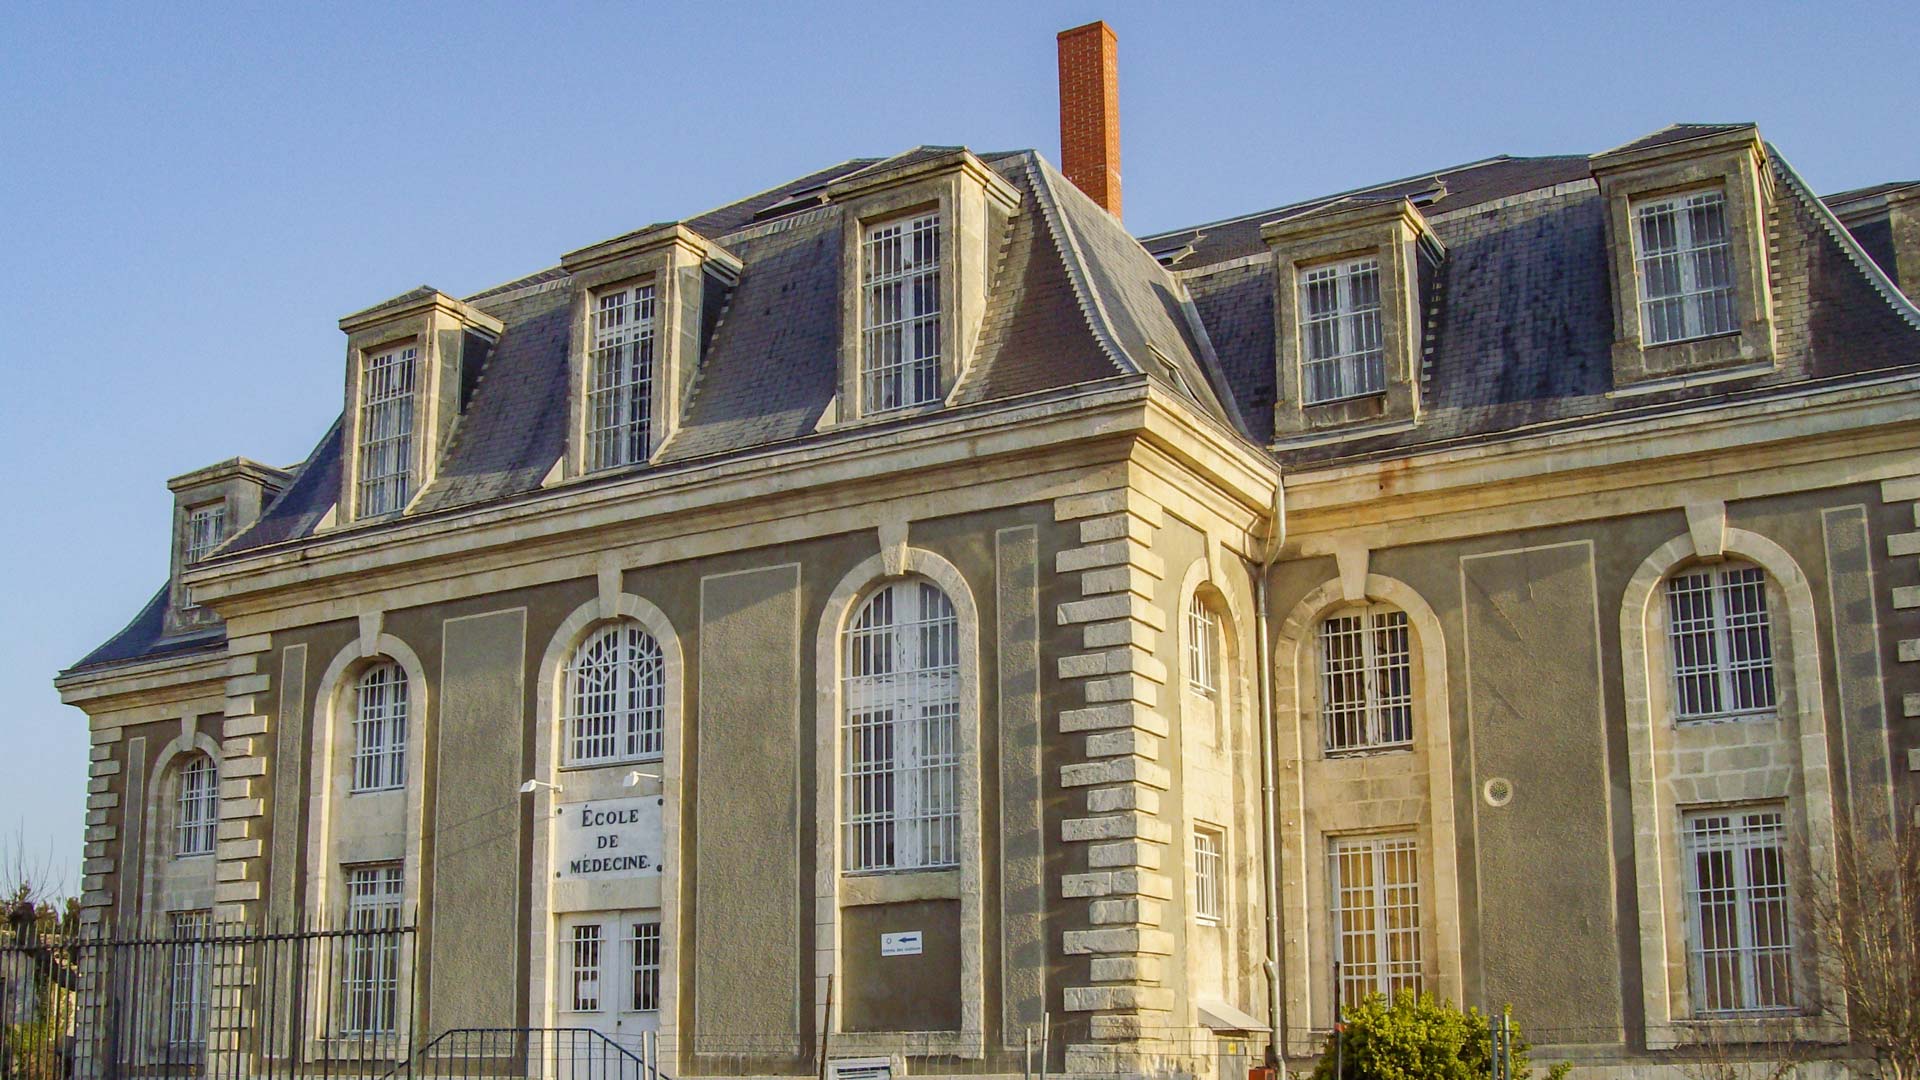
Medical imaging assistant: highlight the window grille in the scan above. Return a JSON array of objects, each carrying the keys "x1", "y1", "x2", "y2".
[
  {"x1": 166, "y1": 909, "x2": 211, "y2": 1051},
  {"x1": 175, "y1": 755, "x2": 217, "y2": 857},
  {"x1": 1665, "y1": 563, "x2": 1776, "y2": 720},
  {"x1": 587, "y1": 284, "x2": 657, "y2": 471},
  {"x1": 570, "y1": 924, "x2": 603, "y2": 1012},
  {"x1": 1328, "y1": 834, "x2": 1422, "y2": 1007},
  {"x1": 342, "y1": 864, "x2": 403, "y2": 1035},
  {"x1": 841, "y1": 579, "x2": 961, "y2": 872},
  {"x1": 1194, "y1": 828, "x2": 1224, "y2": 923},
  {"x1": 1299, "y1": 257, "x2": 1385, "y2": 404},
  {"x1": 1635, "y1": 189, "x2": 1737, "y2": 345},
  {"x1": 356, "y1": 344, "x2": 417, "y2": 518},
  {"x1": 628, "y1": 920, "x2": 662, "y2": 1012},
  {"x1": 1187, "y1": 594, "x2": 1219, "y2": 696},
  {"x1": 565, "y1": 622, "x2": 666, "y2": 767},
  {"x1": 861, "y1": 213, "x2": 942, "y2": 413},
  {"x1": 351, "y1": 662, "x2": 409, "y2": 792},
  {"x1": 1318, "y1": 604, "x2": 1413, "y2": 754},
  {"x1": 1683, "y1": 807, "x2": 1794, "y2": 1014},
  {"x1": 184, "y1": 503, "x2": 227, "y2": 565}
]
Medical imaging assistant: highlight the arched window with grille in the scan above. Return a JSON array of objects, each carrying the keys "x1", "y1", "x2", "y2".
[
  {"x1": 1663, "y1": 561, "x2": 1777, "y2": 721},
  {"x1": 565, "y1": 622, "x2": 666, "y2": 766},
  {"x1": 1317, "y1": 602, "x2": 1413, "y2": 754},
  {"x1": 175, "y1": 754, "x2": 217, "y2": 857},
  {"x1": 1187, "y1": 593, "x2": 1220, "y2": 696},
  {"x1": 841, "y1": 578, "x2": 960, "y2": 873},
  {"x1": 352, "y1": 661, "x2": 409, "y2": 792}
]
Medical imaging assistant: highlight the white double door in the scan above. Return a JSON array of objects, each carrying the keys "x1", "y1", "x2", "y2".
[{"x1": 555, "y1": 908, "x2": 662, "y2": 1067}]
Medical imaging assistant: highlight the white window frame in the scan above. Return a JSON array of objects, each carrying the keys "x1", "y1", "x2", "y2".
[
  {"x1": 568, "y1": 922, "x2": 603, "y2": 1013},
  {"x1": 175, "y1": 755, "x2": 217, "y2": 857},
  {"x1": 586, "y1": 283, "x2": 657, "y2": 471},
  {"x1": 1664, "y1": 562, "x2": 1777, "y2": 722},
  {"x1": 1328, "y1": 833, "x2": 1423, "y2": 1007},
  {"x1": 340, "y1": 863, "x2": 404, "y2": 1036},
  {"x1": 1318, "y1": 604, "x2": 1414, "y2": 755},
  {"x1": 1681, "y1": 806, "x2": 1795, "y2": 1016},
  {"x1": 1193, "y1": 827, "x2": 1225, "y2": 924},
  {"x1": 350, "y1": 662, "x2": 409, "y2": 793},
  {"x1": 841, "y1": 578, "x2": 961, "y2": 873},
  {"x1": 166, "y1": 909, "x2": 211, "y2": 1052},
  {"x1": 1634, "y1": 188, "x2": 1738, "y2": 346},
  {"x1": 184, "y1": 502, "x2": 228, "y2": 565},
  {"x1": 1187, "y1": 594, "x2": 1219, "y2": 696},
  {"x1": 627, "y1": 919, "x2": 662, "y2": 1013},
  {"x1": 1298, "y1": 256, "x2": 1386, "y2": 405},
  {"x1": 860, "y1": 213, "x2": 942, "y2": 414},
  {"x1": 355, "y1": 343, "x2": 417, "y2": 518},
  {"x1": 563, "y1": 622, "x2": 666, "y2": 768}
]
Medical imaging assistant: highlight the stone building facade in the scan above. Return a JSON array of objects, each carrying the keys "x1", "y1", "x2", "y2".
[{"x1": 54, "y1": 23, "x2": 1920, "y2": 1080}]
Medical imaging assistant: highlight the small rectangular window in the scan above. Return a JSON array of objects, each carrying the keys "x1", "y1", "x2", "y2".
[
  {"x1": 628, "y1": 920, "x2": 661, "y2": 1012},
  {"x1": 1299, "y1": 257, "x2": 1385, "y2": 405},
  {"x1": 1635, "y1": 189, "x2": 1737, "y2": 346},
  {"x1": 1328, "y1": 834, "x2": 1422, "y2": 1007},
  {"x1": 175, "y1": 756, "x2": 217, "y2": 857},
  {"x1": 1683, "y1": 806, "x2": 1793, "y2": 1014},
  {"x1": 587, "y1": 284, "x2": 657, "y2": 471},
  {"x1": 356, "y1": 344, "x2": 417, "y2": 518},
  {"x1": 341, "y1": 864, "x2": 404, "y2": 1035},
  {"x1": 861, "y1": 213, "x2": 942, "y2": 413},
  {"x1": 1187, "y1": 595, "x2": 1219, "y2": 696},
  {"x1": 570, "y1": 923, "x2": 603, "y2": 1012},
  {"x1": 184, "y1": 502, "x2": 228, "y2": 565},
  {"x1": 166, "y1": 910, "x2": 211, "y2": 1051},
  {"x1": 1319, "y1": 605, "x2": 1413, "y2": 754},
  {"x1": 1665, "y1": 563, "x2": 1776, "y2": 721},
  {"x1": 1194, "y1": 827, "x2": 1224, "y2": 923}
]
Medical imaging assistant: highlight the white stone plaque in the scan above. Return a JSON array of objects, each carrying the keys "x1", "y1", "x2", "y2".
[{"x1": 555, "y1": 796, "x2": 663, "y2": 880}]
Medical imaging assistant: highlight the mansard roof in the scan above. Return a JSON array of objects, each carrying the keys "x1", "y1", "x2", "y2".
[{"x1": 63, "y1": 126, "x2": 1920, "y2": 674}]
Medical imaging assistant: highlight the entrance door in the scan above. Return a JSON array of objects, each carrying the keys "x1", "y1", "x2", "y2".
[{"x1": 555, "y1": 910, "x2": 662, "y2": 1076}]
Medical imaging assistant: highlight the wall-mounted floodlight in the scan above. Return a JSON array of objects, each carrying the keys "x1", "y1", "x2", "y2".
[
  {"x1": 519, "y1": 779, "x2": 563, "y2": 795},
  {"x1": 622, "y1": 771, "x2": 661, "y2": 789}
]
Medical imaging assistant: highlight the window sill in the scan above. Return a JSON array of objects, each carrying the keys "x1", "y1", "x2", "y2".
[
  {"x1": 1674, "y1": 709, "x2": 1777, "y2": 727},
  {"x1": 560, "y1": 754, "x2": 664, "y2": 774},
  {"x1": 1301, "y1": 389, "x2": 1387, "y2": 410},
  {"x1": 840, "y1": 868, "x2": 961, "y2": 906},
  {"x1": 174, "y1": 851, "x2": 214, "y2": 861},
  {"x1": 1322, "y1": 743, "x2": 1415, "y2": 760},
  {"x1": 348, "y1": 785, "x2": 406, "y2": 796}
]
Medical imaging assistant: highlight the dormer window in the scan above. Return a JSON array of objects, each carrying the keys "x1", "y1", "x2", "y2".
[
  {"x1": 1634, "y1": 189, "x2": 1737, "y2": 346},
  {"x1": 861, "y1": 212, "x2": 943, "y2": 413},
  {"x1": 1300, "y1": 256, "x2": 1386, "y2": 404},
  {"x1": 183, "y1": 501, "x2": 228, "y2": 565},
  {"x1": 355, "y1": 343, "x2": 417, "y2": 518},
  {"x1": 587, "y1": 283, "x2": 657, "y2": 471}
]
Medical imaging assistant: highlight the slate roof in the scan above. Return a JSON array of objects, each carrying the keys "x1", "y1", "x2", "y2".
[{"x1": 66, "y1": 127, "x2": 1920, "y2": 673}]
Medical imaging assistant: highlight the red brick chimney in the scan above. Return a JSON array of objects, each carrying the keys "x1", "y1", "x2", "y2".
[{"x1": 1057, "y1": 20, "x2": 1121, "y2": 218}]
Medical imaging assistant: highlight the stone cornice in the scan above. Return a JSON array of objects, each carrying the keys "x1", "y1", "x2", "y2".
[
  {"x1": 186, "y1": 380, "x2": 1279, "y2": 619},
  {"x1": 54, "y1": 648, "x2": 228, "y2": 710}
]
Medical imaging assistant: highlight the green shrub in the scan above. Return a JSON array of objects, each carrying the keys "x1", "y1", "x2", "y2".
[{"x1": 1309, "y1": 990, "x2": 1570, "y2": 1080}]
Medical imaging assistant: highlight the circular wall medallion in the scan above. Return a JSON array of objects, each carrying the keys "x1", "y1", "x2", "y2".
[{"x1": 1482, "y1": 777, "x2": 1515, "y2": 807}]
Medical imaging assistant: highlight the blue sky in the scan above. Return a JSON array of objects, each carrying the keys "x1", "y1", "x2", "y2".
[{"x1": 2, "y1": 0, "x2": 1913, "y2": 894}]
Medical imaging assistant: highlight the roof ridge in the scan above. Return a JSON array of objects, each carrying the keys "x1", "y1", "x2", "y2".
[{"x1": 1135, "y1": 154, "x2": 1549, "y2": 242}]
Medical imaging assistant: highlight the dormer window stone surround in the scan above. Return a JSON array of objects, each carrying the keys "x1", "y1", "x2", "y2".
[
  {"x1": 823, "y1": 149, "x2": 1020, "y2": 427},
  {"x1": 164, "y1": 457, "x2": 289, "y2": 632},
  {"x1": 336, "y1": 289, "x2": 502, "y2": 525},
  {"x1": 1262, "y1": 196, "x2": 1444, "y2": 448},
  {"x1": 1591, "y1": 125, "x2": 1778, "y2": 394},
  {"x1": 558, "y1": 223, "x2": 741, "y2": 479}
]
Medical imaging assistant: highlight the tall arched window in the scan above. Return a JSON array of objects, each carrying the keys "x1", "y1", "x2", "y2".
[
  {"x1": 1664, "y1": 561, "x2": 1776, "y2": 721},
  {"x1": 352, "y1": 661, "x2": 409, "y2": 792},
  {"x1": 842, "y1": 578, "x2": 959, "y2": 872},
  {"x1": 1318, "y1": 603, "x2": 1413, "y2": 754},
  {"x1": 565, "y1": 622, "x2": 666, "y2": 766},
  {"x1": 175, "y1": 754, "x2": 217, "y2": 857},
  {"x1": 1187, "y1": 593, "x2": 1220, "y2": 696}
]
